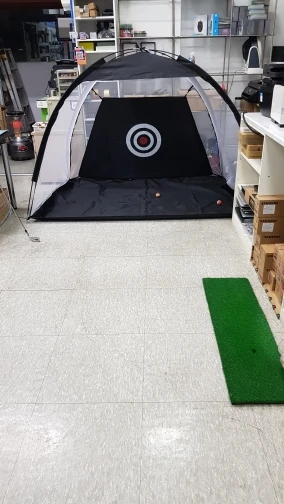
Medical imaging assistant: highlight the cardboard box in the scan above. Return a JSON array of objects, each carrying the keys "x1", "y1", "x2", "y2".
[
  {"x1": 241, "y1": 100, "x2": 258, "y2": 113},
  {"x1": 242, "y1": 144, "x2": 263, "y2": 159},
  {"x1": 258, "y1": 268, "x2": 270, "y2": 284},
  {"x1": 275, "y1": 282, "x2": 283, "y2": 304},
  {"x1": 253, "y1": 245, "x2": 260, "y2": 268},
  {"x1": 244, "y1": 186, "x2": 257, "y2": 209},
  {"x1": 273, "y1": 243, "x2": 284, "y2": 270},
  {"x1": 259, "y1": 244, "x2": 275, "y2": 269},
  {"x1": 239, "y1": 131, "x2": 264, "y2": 146},
  {"x1": 258, "y1": 244, "x2": 274, "y2": 283},
  {"x1": 254, "y1": 195, "x2": 284, "y2": 218},
  {"x1": 268, "y1": 269, "x2": 276, "y2": 291},
  {"x1": 0, "y1": 188, "x2": 10, "y2": 225},
  {"x1": 253, "y1": 215, "x2": 284, "y2": 235},
  {"x1": 88, "y1": 2, "x2": 97, "y2": 9},
  {"x1": 255, "y1": 233, "x2": 284, "y2": 248},
  {"x1": 89, "y1": 6, "x2": 99, "y2": 17}
]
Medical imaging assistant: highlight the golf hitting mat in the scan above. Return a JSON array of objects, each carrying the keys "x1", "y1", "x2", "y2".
[{"x1": 203, "y1": 278, "x2": 284, "y2": 404}]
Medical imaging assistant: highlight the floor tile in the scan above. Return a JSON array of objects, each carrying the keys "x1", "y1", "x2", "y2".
[
  {"x1": 61, "y1": 289, "x2": 146, "y2": 335},
  {"x1": 147, "y1": 220, "x2": 202, "y2": 234},
  {"x1": 0, "y1": 257, "x2": 81, "y2": 290},
  {"x1": 146, "y1": 255, "x2": 254, "y2": 289},
  {"x1": 0, "y1": 290, "x2": 72, "y2": 337},
  {"x1": 143, "y1": 332, "x2": 227, "y2": 402},
  {"x1": 0, "y1": 404, "x2": 34, "y2": 502},
  {"x1": 198, "y1": 218, "x2": 234, "y2": 233},
  {"x1": 254, "y1": 406, "x2": 284, "y2": 504},
  {"x1": 0, "y1": 158, "x2": 34, "y2": 175},
  {"x1": 200, "y1": 219, "x2": 247, "y2": 257},
  {"x1": 0, "y1": 337, "x2": 56, "y2": 403},
  {"x1": 38, "y1": 335, "x2": 143, "y2": 403},
  {"x1": 0, "y1": 215, "x2": 22, "y2": 236},
  {"x1": 141, "y1": 402, "x2": 278, "y2": 504},
  {"x1": 0, "y1": 175, "x2": 31, "y2": 218},
  {"x1": 82, "y1": 257, "x2": 147, "y2": 289},
  {"x1": 81, "y1": 232, "x2": 148, "y2": 257},
  {"x1": 147, "y1": 231, "x2": 206, "y2": 256},
  {"x1": 145, "y1": 288, "x2": 213, "y2": 333},
  {"x1": 27, "y1": 219, "x2": 149, "y2": 236},
  {"x1": 1, "y1": 225, "x2": 148, "y2": 259},
  {"x1": 3, "y1": 403, "x2": 142, "y2": 504}
]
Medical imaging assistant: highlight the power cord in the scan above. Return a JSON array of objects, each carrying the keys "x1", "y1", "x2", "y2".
[{"x1": 243, "y1": 111, "x2": 263, "y2": 137}]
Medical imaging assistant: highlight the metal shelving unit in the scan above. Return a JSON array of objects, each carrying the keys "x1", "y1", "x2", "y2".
[
  {"x1": 116, "y1": 0, "x2": 279, "y2": 90},
  {"x1": 0, "y1": 48, "x2": 34, "y2": 127},
  {"x1": 72, "y1": 3, "x2": 118, "y2": 67}
]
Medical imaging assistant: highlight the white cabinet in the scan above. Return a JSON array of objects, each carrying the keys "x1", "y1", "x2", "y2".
[{"x1": 232, "y1": 113, "x2": 284, "y2": 257}]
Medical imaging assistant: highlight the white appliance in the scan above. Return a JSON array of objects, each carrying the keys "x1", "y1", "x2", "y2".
[
  {"x1": 271, "y1": 85, "x2": 284, "y2": 127},
  {"x1": 245, "y1": 46, "x2": 263, "y2": 75}
]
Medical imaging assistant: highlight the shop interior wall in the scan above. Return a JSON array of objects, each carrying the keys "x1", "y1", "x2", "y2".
[{"x1": 18, "y1": 62, "x2": 54, "y2": 121}]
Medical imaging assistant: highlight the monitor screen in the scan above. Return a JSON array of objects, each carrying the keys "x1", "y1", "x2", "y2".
[{"x1": 272, "y1": 46, "x2": 284, "y2": 63}]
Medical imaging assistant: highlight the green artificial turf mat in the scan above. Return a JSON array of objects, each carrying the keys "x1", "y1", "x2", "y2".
[{"x1": 203, "y1": 278, "x2": 284, "y2": 404}]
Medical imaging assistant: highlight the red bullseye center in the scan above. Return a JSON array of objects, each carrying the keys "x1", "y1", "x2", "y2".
[{"x1": 138, "y1": 135, "x2": 149, "y2": 146}]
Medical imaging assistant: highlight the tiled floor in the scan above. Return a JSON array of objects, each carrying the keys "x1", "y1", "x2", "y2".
[{"x1": 0, "y1": 160, "x2": 284, "y2": 503}]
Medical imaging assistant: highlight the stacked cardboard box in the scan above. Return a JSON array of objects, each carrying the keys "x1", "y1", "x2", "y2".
[
  {"x1": 254, "y1": 195, "x2": 284, "y2": 247},
  {"x1": 88, "y1": 2, "x2": 99, "y2": 17},
  {"x1": 273, "y1": 244, "x2": 284, "y2": 303},
  {"x1": 257, "y1": 244, "x2": 274, "y2": 283},
  {"x1": 252, "y1": 195, "x2": 284, "y2": 293},
  {"x1": 240, "y1": 129, "x2": 264, "y2": 158},
  {"x1": 249, "y1": 192, "x2": 284, "y2": 314}
]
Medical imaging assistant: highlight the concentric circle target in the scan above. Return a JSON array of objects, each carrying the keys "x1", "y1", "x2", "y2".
[{"x1": 126, "y1": 123, "x2": 161, "y2": 157}]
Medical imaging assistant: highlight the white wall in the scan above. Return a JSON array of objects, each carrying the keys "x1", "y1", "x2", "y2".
[
  {"x1": 274, "y1": 0, "x2": 284, "y2": 46},
  {"x1": 17, "y1": 62, "x2": 54, "y2": 122}
]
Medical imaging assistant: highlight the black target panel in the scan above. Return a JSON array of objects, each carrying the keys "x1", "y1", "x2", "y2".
[{"x1": 79, "y1": 97, "x2": 212, "y2": 179}]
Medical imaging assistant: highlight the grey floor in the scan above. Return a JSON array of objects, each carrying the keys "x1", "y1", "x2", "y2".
[{"x1": 0, "y1": 159, "x2": 284, "y2": 503}]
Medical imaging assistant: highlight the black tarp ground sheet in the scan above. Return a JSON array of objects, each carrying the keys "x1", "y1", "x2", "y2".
[{"x1": 32, "y1": 176, "x2": 233, "y2": 220}]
